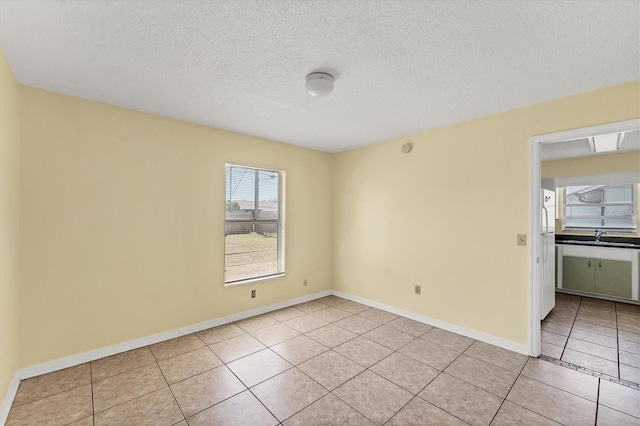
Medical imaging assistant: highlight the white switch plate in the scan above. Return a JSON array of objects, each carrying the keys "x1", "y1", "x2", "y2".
[{"x1": 517, "y1": 234, "x2": 527, "y2": 246}]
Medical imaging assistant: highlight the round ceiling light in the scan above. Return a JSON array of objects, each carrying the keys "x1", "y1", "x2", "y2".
[{"x1": 305, "y1": 72, "x2": 334, "y2": 97}]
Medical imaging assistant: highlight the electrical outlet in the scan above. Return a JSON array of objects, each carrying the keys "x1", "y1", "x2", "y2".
[
  {"x1": 303, "y1": 279, "x2": 308, "y2": 287},
  {"x1": 251, "y1": 289, "x2": 256, "y2": 298},
  {"x1": 517, "y1": 234, "x2": 527, "y2": 246},
  {"x1": 415, "y1": 285, "x2": 421, "y2": 295}
]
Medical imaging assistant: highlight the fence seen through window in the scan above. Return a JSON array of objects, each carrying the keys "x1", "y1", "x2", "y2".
[{"x1": 225, "y1": 164, "x2": 284, "y2": 284}]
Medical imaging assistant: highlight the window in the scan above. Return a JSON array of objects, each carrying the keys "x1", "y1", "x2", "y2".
[
  {"x1": 563, "y1": 184, "x2": 637, "y2": 233},
  {"x1": 225, "y1": 164, "x2": 284, "y2": 284}
]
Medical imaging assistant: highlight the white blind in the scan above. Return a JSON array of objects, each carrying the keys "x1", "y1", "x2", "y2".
[
  {"x1": 224, "y1": 165, "x2": 282, "y2": 284},
  {"x1": 563, "y1": 184, "x2": 637, "y2": 232}
]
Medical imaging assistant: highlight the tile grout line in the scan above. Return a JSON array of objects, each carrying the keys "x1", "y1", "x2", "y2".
[
  {"x1": 212, "y1": 303, "x2": 359, "y2": 424},
  {"x1": 226, "y1": 308, "x2": 362, "y2": 367},
  {"x1": 90, "y1": 379, "x2": 173, "y2": 417},
  {"x1": 278, "y1": 365, "x2": 356, "y2": 423},
  {"x1": 178, "y1": 388, "x2": 247, "y2": 421},
  {"x1": 563, "y1": 333, "x2": 618, "y2": 350},
  {"x1": 0, "y1": 299, "x2": 398, "y2": 423},
  {"x1": 413, "y1": 373, "x2": 494, "y2": 423},
  {"x1": 9, "y1": 382, "x2": 88, "y2": 412},
  {"x1": 521, "y1": 361, "x2": 610, "y2": 403},
  {"x1": 10, "y1": 297, "x2": 636, "y2": 425},
  {"x1": 560, "y1": 295, "x2": 583, "y2": 360},
  {"x1": 143, "y1": 344, "x2": 178, "y2": 420},
  {"x1": 12, "y1": 359, "x2": 168, "y2": 419},
  {"x1": 246, "y1": 318, "x2": 390, "y2": 425},
  {"x1": 325, "y1": 368, "x2": 386, "y2": 424},
  {"x1": 160, "y1": 338, "x2": 199, "y2": 424},
  {"x1": 167, "y1": 330, "x2": 284, "y2": 422},
  {"x1": 390, "y1": 338, "x2": 531, "y2": 411},
  {"x1": 560, "y1": 343, "x2": 620, "y2": 364},
  {"x1": 543, "y1": 320, "x2": 618, "y2": 340},
  {"x1": 505, "y1": 398, "x2": 575, "y2": 426},
  {"x1": 407, "y1": 340, "x2": 486, "y2": 424},
  {"x1": 9, "y1": 364, "x2": 97, "y2": 411},
  {"x1": 306, "y1": 316, "x2": 431, "y2": 354},
  {"x1": 540, "y1": 297, "x2": 640, "y2": 388},
  {"x1": 386, "y1": 394, "x2": 472, "y2": 426},
  {"x1": 460, "y1": 344, "x2": 525, "y2": 378},
  {"x1": 220, "y1": 355, "x2": 282, "y2": 424},
  {"x1": 594, "y1": 378, "x2": 601, "y2": 425},
  {"x1": 160, "y1": 375, "x2": 188, "y2": 423},
  {"x1": 92, "y1": 359, "x2": 159, "y2": 385},
  {"x1": 245, "y1": 387, "x2": 280, "y2": 424},
  {"x1": 614, "y1": 302, "x2": 621, "y2": 381},
  {"x1": 379, "y1": 352, "x2": 477, "y2": 426},
  {"x1": 356, "y1": 334, "x2": 421, "y2": 399},
  {"x1": 89, "y1": 363, "x2": 95, "y2": 426},
  {"x1": 487, "y1": 356, "x2": 529, "y2": 425},
  {"x1": 573, "y1": 319, "x2": 618, "y2": 336},
  {"x1": 270, "y1": 311, "x2": 423, "y2": 425}
]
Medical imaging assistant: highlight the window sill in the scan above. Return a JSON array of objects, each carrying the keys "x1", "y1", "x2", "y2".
[{"x1": 225, "y1": 273, "x2": 285, "y2": 287}]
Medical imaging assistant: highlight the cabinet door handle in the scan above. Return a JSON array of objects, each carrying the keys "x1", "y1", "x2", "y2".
[
  {"x1": 588, "y1": 260, "x2": 591, "y2": 267},
  {"x1": 599, "y1": 261, "x2": 602, "y2": 268}
]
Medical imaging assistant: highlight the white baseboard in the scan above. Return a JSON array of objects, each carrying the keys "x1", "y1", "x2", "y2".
[
  {"x1": 1, "y1": 288, "x2": 530, "y2": 425},
  {"x1": 0, "y1": 289, "x2": 330, "y2": 425},
  {"x1": 331, "y1": 290, "x2": 530, "y2": 356},
  {"x1": 0, "y1": 375, "x2": 20, "y2": 426}
]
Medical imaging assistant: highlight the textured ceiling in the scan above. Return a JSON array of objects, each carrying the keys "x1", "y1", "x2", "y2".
[
  {"x1": 541, "y1": 131, "x2": 640, "y2": 161},
  {"x1": 1, "y1": 1, "x2": 639, "y2": 153}
]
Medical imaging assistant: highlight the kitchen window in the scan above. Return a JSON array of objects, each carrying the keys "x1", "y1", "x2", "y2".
[
  {"x1": 563, "y1": 184, "x2": 637, "y2": 233},
  {"x1": 225, "y1": 164, "x2": 285, "y2": 285}
]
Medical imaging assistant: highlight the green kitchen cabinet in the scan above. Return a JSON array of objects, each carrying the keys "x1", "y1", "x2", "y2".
[
  {"x1": 594, "y1": 259, "x2": 632, "y2": 299},
  {"x1": 562, "y1": 254, "x2": 632, "y2": 299},
  {"x1": 563, "y1": 256, "x2": 595, "y2": 293}
]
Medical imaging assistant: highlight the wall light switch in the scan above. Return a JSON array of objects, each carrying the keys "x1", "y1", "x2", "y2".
[{"x1": 517, "y1": 234, "x2": 527, "y2": 246}]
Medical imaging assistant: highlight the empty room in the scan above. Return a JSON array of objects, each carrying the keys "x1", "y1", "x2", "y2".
[{"x1": 1, "y1": 1, "x2": 639, "y2": 425}]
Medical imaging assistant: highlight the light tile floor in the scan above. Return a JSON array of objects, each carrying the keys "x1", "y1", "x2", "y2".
[
  {"x1": 7, "y1": 295, "x2": 640, "y2": 425},
  {"x1": 541, "y1": 293, "x2": 640, "y2": 385}
]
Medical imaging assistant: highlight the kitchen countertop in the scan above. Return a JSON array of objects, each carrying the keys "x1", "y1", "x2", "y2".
[{"x1": 556, "y1": 234, "x2": 640, "y2": 249}]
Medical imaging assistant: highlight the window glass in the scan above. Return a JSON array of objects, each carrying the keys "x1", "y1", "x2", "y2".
[
  {"x1": 225, "y1": 165, "x2": 284, "y2": 284},
  {"x1": 563, "y1": 184, "x2": 636, "y2": 232}
]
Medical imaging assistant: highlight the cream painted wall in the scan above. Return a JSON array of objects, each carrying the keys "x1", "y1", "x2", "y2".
[
  {"x1": 0, "y1": 49, "x2": 21, "y2": 402},
  {"x1": 333, "y1": 81, "x2": 640, "y2": 345},
  {"x1": 18, "y1": 86, "x2": 333, "y2": 368},
  {"x1": 542, "y1": 150, "x2": 640, "y2": 178},
  {"x1": 6, "y1": 69, "x2": 640, "y2": 397},
  {"x1": 542, "y1": 151, "x2": 640, "y2": 237}
]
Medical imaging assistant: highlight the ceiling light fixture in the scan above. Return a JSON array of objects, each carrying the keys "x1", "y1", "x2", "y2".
[
  {"x1": 589, "y1": 133, "x2": 624, "y2": 153},
  {"x1": 305, "y1": 72, "x2": 334, "y2": 97}
]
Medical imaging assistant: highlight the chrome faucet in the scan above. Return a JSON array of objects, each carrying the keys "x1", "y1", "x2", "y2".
[{"x1": 595, "y1": 230, "x2": 604, "y2": 243}]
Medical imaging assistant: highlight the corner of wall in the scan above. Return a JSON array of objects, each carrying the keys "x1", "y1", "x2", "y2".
[{"x1": 0, "y1": 47, "x2": 22, "y2": 419}]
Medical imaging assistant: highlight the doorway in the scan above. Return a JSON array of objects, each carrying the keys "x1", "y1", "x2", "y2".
[{"x1": 528, "y1": 118, "x2": 640, "y2": 359}]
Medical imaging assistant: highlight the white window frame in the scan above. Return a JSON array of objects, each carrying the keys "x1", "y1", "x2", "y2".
[
  {"x1": 224, "y1": 163, "x2": 285, "y2": 286},
  {"x1": 562, "y1": 183, "x2": 637, "y2": 233}
]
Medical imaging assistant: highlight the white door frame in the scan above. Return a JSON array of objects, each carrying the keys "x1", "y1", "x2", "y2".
[{"x1": 528, "y1": 118, "x2": 640, "y2": 356}]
